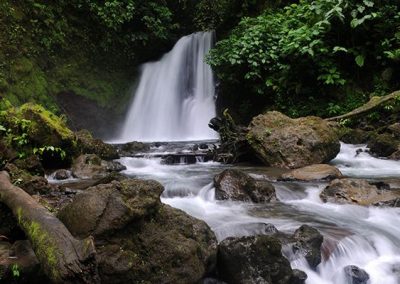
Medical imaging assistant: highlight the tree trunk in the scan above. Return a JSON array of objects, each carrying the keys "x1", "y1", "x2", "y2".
[
  {"x1": 326, "y1": 90, "x2": 400, "y2": 121},
  {"x1": 0, "y1": 171, "x2": 99, "y2": 283}
]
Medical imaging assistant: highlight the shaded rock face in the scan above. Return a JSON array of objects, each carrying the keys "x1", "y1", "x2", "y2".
[
  {"x1": 71, "y1": 154, "x2": 126, "y2": 179},
  {"x1": 217, "y1": 235, "x2": 300, "y2": 284},
  {"x1": 280, "y1": 164, "x2": 342, "y2": 181},
  {"x1": 75, "y1": 129, "x2": 119, "y2": 160},
  {"x1": 343, "y1": 265, "x2": 369, "y2": 284},
  {"x1": 246, "y1": 111, "x2": 340, "y2": 169},
  {"x1": 120, "y1": 141, "x2": 150, "y2": 155},
  {"x1": 59, "y1": 179, "x2": 218, "y2": 284},
  {"x1": 320, "y1": 178, "x2": 400, "y2": 206},
  {"x1": 367, "y1": 133, "x2": 399, "y2": 157},
  {"x1": 4, "y1": 163, "x2": 52, "y2": 195},
  {"x1": 214, "y1": 169, "x2": 276, "y2": 203}
]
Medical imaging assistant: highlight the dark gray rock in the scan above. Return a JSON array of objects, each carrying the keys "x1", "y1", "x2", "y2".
[
  {"x1": 214, "y1": 169, "x2": 276, "y2": 203},
  {"x1": 343, "y1": 265, "x2": 369, "y2": 284}
]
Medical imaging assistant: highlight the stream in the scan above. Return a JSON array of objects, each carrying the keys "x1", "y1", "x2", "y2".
[{"x1": 117, "y1": 142, "x2": 400, "y2": 284}]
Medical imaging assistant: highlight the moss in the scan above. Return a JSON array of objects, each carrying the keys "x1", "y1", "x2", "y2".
[
  {"x1": 19, "y1": 103, "x2": 74, "y2": 141},
  {"x1": 16, "y1": 207, "x2": 60, "y2": 281}
]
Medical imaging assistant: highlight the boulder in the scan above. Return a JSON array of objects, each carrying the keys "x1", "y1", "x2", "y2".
[
  {"x1": 71, "y1": 154, "x2": 126, "y2": 179},
  {"x1": 217, "y1": 235, "x2": 302, "y2": 284},
  {"x1": 59, "y1": 178, "x2": 217, "y2": 284},
  {"x1": 246, "y1": 111, "x2": 340, "y2": 168},
  {"x1": 343, "y1": 265, "x2": 369, "y2": 284},
  {"x1": 291, "y1": 225, "x2": 324, "y2": 269},
  {"x1": 53, "y1": 169, "x2": 72, "y2": 180},
  {"x1": 214, "y1": 169, "x2": 276, "y2": 203},
  {"x1": 280, "y1": 164, "x2": 342, "y2": 181},
  {"x1": 387, "y1": 123, "x2": 400, "y2": 139},
  {"x1": 120, "y1": 141, "x2": 150, "y2": 154},
  {"x1": 337, "y1": 128, "x2": 371, "y2": 144},
  {"x1": 58, "y1": 179, "x2": 163, "y2": 238},
  {"x1": 367, "y1": 133, "x2": 399, "y2": 157},
  {"x1": 320, "y1": 178, "x2": 400, "y2": 206},
  {"x1": 75, "y1": 129, "x2": 119, "y2": 160}
]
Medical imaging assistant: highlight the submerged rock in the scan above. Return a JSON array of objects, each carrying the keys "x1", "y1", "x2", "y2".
[
  {"x1": 217, "y1": 235, "x2": 301, "y2": 284},
  {"x1": 280, "y1": 164, "x2": 342, "y2": 181},
  {"x1": 320, "y1": 178, "x2": 400, "y2": 206},
  {"x1": 59, "y1": 178, "x2": 217, "y2": 283},
  {"x1": 343, "y1": 265, "x2": 369, "y2": 284},
  {"x1": 71, "y1": 154, "x2": 126, "y2": 179},
  {"x1": 214, "y1": 169, "x2": 276, "y2": 203},
  {"x1": 246, "y1": 111, "x2": 340, "y2": 168}
]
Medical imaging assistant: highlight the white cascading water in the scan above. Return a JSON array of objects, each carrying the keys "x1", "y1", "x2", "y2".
[
  {"x1": 116, "y1": 142, "x2": 400, "y2": 283},
  {"x1": 116, "y1": 32, "x2": 218, "y2": 142}
]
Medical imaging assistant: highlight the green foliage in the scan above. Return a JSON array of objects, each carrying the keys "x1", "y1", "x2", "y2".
[
  {"x1": 33, "y1": 146, "x2": 66, "y2": 160},
  {"x1": 11, "y1": 264, "x2": 20, "y2": 278},
  {"x1": 208, "y1": 0, "x2": 400, "y2": 117}
]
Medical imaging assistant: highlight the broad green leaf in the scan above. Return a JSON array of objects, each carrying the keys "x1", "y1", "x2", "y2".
[{"x1": 355, "y1": 55, "x2": 365, "y2": 67}]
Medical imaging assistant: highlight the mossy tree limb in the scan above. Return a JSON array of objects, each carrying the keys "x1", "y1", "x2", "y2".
[
  {"x1": 0, "y1": 171, "x2": 99, "y2": 283},
  {"x1": 326, "y1": 91, "x2": 400, "y2": 121}
]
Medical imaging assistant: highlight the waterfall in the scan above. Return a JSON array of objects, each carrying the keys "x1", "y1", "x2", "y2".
[{"x1": 116, "y1": 32, "x2": 218, "y2": 142}]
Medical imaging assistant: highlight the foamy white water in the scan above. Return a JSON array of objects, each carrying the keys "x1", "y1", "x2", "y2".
[
  {"x1": 117, "y1": 142, "x2": 400, "y2": 284},
  {"x1": 115, "y1": 32, "x2": 218, "y2": 143}
]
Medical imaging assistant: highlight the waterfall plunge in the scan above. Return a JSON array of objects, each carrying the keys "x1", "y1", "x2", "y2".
[{"x1": 117, "y1": 32, "x2": 218, "y2": 142}]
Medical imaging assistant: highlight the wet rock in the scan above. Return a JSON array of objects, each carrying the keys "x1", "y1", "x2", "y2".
[
  {"x1": 292, "y1": 225, "x2": 324, "y2": 269},
  {"x1": 217, "y1": 235, "x2": 296, "y2": 284},
  {"x1": 199, "y1": 143, "x2": 209, "y2": 150},
  {"x1": 291, "y1": 269, "x2": 308, "y2": 284},
  {"x1": 367, "y1": 133, "x2": 399, "y2": 157},
  {"x1": 320, "y1": 178, "x2": 400, "y2": 206},
  {"x1": 75, "y1": 129, "x2": 119, "y2": 160},
  {"x1": 280, "y1": 164, "x2": 342, "y2": 181},
  {"x1": 71, "y1": 154, "x2": 126, "y2": 179},
  {"x1": 53, "y1": 169, "x2": 71, "y2": 180},
  {"x1": 91, "y1": 172, "x2": 128, "y2": 186},
  {"x1": 247, "y1": 111, "x2": 340, "y2": 168},
  {"x1": 58, "y1": 179, "x2": 164, "y2": 238},
  {"x1": 389, "y1": 149, "x2": 400, "y2": 160},
  {"x1": 214, "y1": 169, "x2": 276, "y2": 203},
  {"x1": 121, "y1": 141, "x2": 150, "y2": 154},
  {"x1": 343, "y1": 265, "x2": 369, "y2": 284}
]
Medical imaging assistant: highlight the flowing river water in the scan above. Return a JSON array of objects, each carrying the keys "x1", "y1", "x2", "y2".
[{"x1": 116, "y1": 142, "x2": 400, "y2": 284}]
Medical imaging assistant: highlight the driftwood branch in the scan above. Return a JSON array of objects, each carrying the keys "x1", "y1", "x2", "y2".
[
  {"x1": 0, "y1": 171, "x2": 99, "y2": 283},
  {"x1": 326, "y1": 90, "x2": 400, "y2": 121}
]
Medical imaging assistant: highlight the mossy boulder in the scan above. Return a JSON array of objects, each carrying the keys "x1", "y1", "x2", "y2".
[
  {"x1": 17, "y1": 103, "x2": 75, "y2": 150},
  {"x1": 59, "y1": 179, "x2": 218, "y2": 283},
  {"x1": 247, "y1": 111, "x2": 340, "y2": 169},
  {"x1": 367, "y1": 133, "x2": 399, "y2": 157},
  {"x1": 58, "y1": 179, "x2": 164, "y2": 238},
  {"x1": 75, "y1": 129, "x2": 119, "y2": 160}
]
